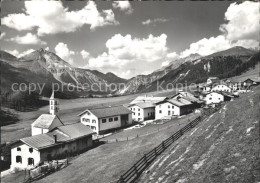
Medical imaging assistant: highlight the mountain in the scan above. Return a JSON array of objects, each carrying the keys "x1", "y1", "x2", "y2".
[
  {"x1": 0, "y1": 49, "x2": 127, "y2": 98},
  {"x1": 204, "y1": 46, "x2": 256, "y2": 58},
  {"x1": 118, "y1": 47, "x2": 259, "y2": 94}
]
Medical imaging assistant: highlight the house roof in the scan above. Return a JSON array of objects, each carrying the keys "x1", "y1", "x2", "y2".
[
  {"x1": 157, "y1": 98, "x2": 192, "y2": 107},
  {"x1": 20, "y1": 123, "x2": 94, "y2": 150},
  {"x1": 129, "y1": 102, "x2": 155, "y2": 109},
  {"x1": 79, "y1": 106, "x2": 132, "y2": 118},
  {"x1": 172, "y1": 92, "x2": 199, "y2": 103},
  {"x1": 31, "y1": 114, "x2": 63, "y2": 129},
  {"x1": 130, "y1": 96, "x2": 167, "y2": 104},
  {"x1": 57, "y1": 123, "x2": 95, "y2": 139}
]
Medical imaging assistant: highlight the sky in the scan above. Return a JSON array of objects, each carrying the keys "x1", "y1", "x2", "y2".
[{"x1": 1, "y1": 1, "x2": 259, "y2": 79}]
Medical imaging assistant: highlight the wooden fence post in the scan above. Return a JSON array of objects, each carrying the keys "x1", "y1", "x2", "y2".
[{"x1": 180, "y1": 129, "x2": 183, "y2": 136}]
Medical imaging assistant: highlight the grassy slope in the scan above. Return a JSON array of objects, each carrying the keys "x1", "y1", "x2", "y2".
[
  {"x1": 1, "y1": 89, "x2": 177, "y2": 143},
  {"x1": 138, "y1": 86, "x2": 260, "y2": 183},
  {"x1": 1, "y1": 111, "x2": 198, "y2": 183},
  {"x1": 229, "y1": 63, "x2": 260, "y2": 82}
]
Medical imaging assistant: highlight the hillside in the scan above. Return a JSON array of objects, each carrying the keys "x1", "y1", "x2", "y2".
[
  {"x1": 138, "y1": 87, "x2": 260, "y2": 183},
  {"x1": 121, "y1": 48, "x2": 259, "y2": 94},
  {"x1": 2, "y1": 86, "x2": 259, "y2": 183}
]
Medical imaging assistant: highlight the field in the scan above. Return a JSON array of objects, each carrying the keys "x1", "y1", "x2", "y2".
[
  {"x1": 1, "y1": 89, "x2": 180, "y2": 143},
  {"x1": 138, "y1": 86, "x2": 260, "y2": 183}
]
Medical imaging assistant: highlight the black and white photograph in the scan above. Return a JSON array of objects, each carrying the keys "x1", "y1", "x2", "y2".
[{"x1": 0, "y1": 1, "x2": 259, "y2": 183}]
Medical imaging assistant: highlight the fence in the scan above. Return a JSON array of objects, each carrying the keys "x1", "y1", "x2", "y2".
[
  {"x1": 116, "y1": 105, "x2": 222, "y2": 183},
  {"x1": 24, "y1": 159, "x2": 68, "y2": 183}
]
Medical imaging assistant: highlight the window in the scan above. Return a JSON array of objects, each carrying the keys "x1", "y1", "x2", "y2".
[
  {"x1": 172, "y1": 106, "x2": 174, "y2": 109},
  {"x1": 148, "y1": 113, "x2": 150, "y2": 116},
  {"x1": 16, "y1": 156, "x2": 22, "y2": 163},
  {"x1": 159, "y1": 105, "x2": 161, "y2": 108},
  {"x1": 138, "y1": 108, "x2": 140, "y2": 111},
  {"x1": 218, "y1": 98, "x2": 221, "y2": 100},
  {"x1": 114, "y1": 117, "x2": 118, "y2": 121},
  {"x1": 159, "y1": 110, "x2": 162, "y2": 114},
  {"x1": 91, "y1": 126, "x2": 96, "y2": 130},
  {"x1": 102, "y1": 119, "x2": 106, "y2": 123},
  {"x1": 17, "y1": 147, "x2": 21, "y2": 151},
  {"x1": 172, "y1": 111, "x2": 174, "y2": 115},
  {"x1": 28, "y1": 158, "x2": 34, "y2": 165},
  {"x1": 209, "y1": 98, "x2": 212, "y2": 100},
  {"x1": 138, "y1": 113, "x2": 140, "y2": 116},
  {"x1": 92, "y1": 120, "x2": 96, "y2": 123},
  {"x1": 109, "y1": 118, "x2": 113, "y2": 122},
  {"x1": 133, "y1": 108, "x2": 135, "y2": 111},
  {"x1": 168, "y1": 105, "x2": 170, "y2": 108},
  {"x1": 168, "y1": 111, "x2": 171, "y2": 115},
  {"x1": 29, "y1": 148, "x2": 33, "y2": 153}
]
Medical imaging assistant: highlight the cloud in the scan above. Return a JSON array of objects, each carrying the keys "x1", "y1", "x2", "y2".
[
  {"x1": 161, "y1": 60, "x2": 171, "y2": 67},
  {"x1": 166, "y1": 52, "x2": 179, "y2": 60},
  {"x1": 55, "y1": 42, "x2": 75, "y2": 65},
  {"x1": 85, "y1": 33, "x2": 169, "y2": 78},
  {"x1": 220, "y1": 1, "x2": 260, "y2": 41},
  {"x1": 7, "y1": 33, "x2": 46, "y2": 45},
  {"x1": 5, "y1": 49, "x2": 34, "y2": 58},
  {"x1": 112, "y1": 1, "x2": 133, "y2": 14},
  {"x1": 180, "y1": 35, "x2": 231, "y2": 57},
  {"x1": 142, "y1": 18, "x2": 168, "y2": 25},
  {"x1": 180, "y1": 1, "x2": 259, "y2": 57},
  {"x1": 0, "y1": 32, "x2": 6, "y2": 40},
  {"x1": 2, "y1": 1, "x2": 119, "y2": 36},
  {"x1": 80, "y1": 50, "x2": 90, "y2": 59}
]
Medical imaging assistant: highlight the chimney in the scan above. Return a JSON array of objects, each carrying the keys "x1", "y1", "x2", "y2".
[{"x1": 53, "y1": 135, "x2": 57, "y2": 143}]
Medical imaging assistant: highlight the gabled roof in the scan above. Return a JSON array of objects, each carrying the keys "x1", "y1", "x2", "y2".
[
  {"x1": 20, "y1": 123, "x2": 94, "y2": 150},
  {"x1": 79, "y1": 106, "x2": 132, "y2": 118},
  {"x1": 172, "y1": 92, "x2": 199, "y2": 103},
  {"x1": 157, "y1": 98, "x2": 192, "y2": 107},
  {"x1": 57, "y1": 123, "x2": 95, "y2": 140},
  {"x1": 129, "y1": 102, "x2": 155, "y2": 109},
  {"x1": 31, "y1": 114, "x2": 64, "y2": 129},
  {"x1": 130, "y1": 96, "x2": 167, "y2": 104},
  {"x1": 21, "y1": 133, "x2": 56, "y2": 150}
]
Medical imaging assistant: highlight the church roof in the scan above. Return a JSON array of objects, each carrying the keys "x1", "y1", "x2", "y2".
[{"x1": 32, "y1": 114, "x2": 63, "y2": 129}]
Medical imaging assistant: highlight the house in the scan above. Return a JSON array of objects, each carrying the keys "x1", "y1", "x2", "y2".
[
  {"x1": 155, "y1": 98, "x2": 193, "y2": 120},
  {"x1": 211, "y1": 84, "x2": 232, "y2": 93},
  {"x1": 79, "y1": 106, "x2": 133, "y2": 135},
  {"x1": 31, "y1": 91, "x2": 63, "y2": 136},
  {"x1": 128, "y1": 102, "x2": 155, "y2": 121},
  {"x1": 206, "y1": 77, "x2": 220, "y2": 85},
  {"x1": 242, "y1": 78, "x2": 260, "y2": 89},
  {"x1": 170, "y1": 91, "x2": 204, "y2": 107},
  {"x1": 11, "y1": 123, "x2": 94, "y2": 170},
  {"x1": 130, "y1": 96, "x2": 167, "y2": 105},
  {"x1": 203, "y1": 91, "x2": 232, "y2": 105}
]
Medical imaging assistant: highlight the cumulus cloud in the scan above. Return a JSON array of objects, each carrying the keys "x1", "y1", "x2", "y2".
[
  {"x1": 55, "y1": 42, "x2": 75, "y2": 65},
  {"x1": 180, "y1": 2, "x2": 259, "y2": 57},
  {"x1": 112, "y1": 1, "x2": 133, "y2": 14},
  {"x1": 220, "y1": 1, "x2": 260, "y2": 41},
  {"x1": 84, "y1": 33, "x2": 170, "y2": 78},
  {"x1": 2, "y1": 1, "x2": 119, "y2": 36},
  {"x1": 5, "y1": 49, "x2": 34, "y2": 58},
  {"x1": 0, "y1": 32, "x2": 6, "y2": 40},
  {"x1": 80, "y1": 50, "x2": 90, "y2": 59},
  {"x1": 7, "y1": 33, "x2": 46, "y2": 45},
  {"x1": 142, "y1": 18, "x2": 168, "y2": 26},
  {"x1": 180, "y1": 35, "x2": 231, "y2": 57}
]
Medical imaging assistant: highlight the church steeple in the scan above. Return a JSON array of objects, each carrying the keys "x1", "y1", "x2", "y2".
[{"x1": 49, "y1": 91, "x2": 58, "y2": 115}]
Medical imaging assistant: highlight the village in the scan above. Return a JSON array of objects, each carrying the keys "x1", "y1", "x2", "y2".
[{"x1": 4, "y1": 76, "x2": 259, "y2": 181}]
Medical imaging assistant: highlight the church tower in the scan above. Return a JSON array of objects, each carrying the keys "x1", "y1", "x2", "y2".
[{"x1": 49, "y1": 91, "x2": 58, "y2": 115}]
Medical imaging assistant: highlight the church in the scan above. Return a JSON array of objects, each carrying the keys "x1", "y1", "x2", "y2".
[{"x1": 10, "y1": 92, "x2": 94, "y2": 170}]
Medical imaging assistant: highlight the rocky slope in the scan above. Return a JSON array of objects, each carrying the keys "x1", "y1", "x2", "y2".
[{"x1": 118, "y1": 47, "x2": 259, "y2": 94}]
